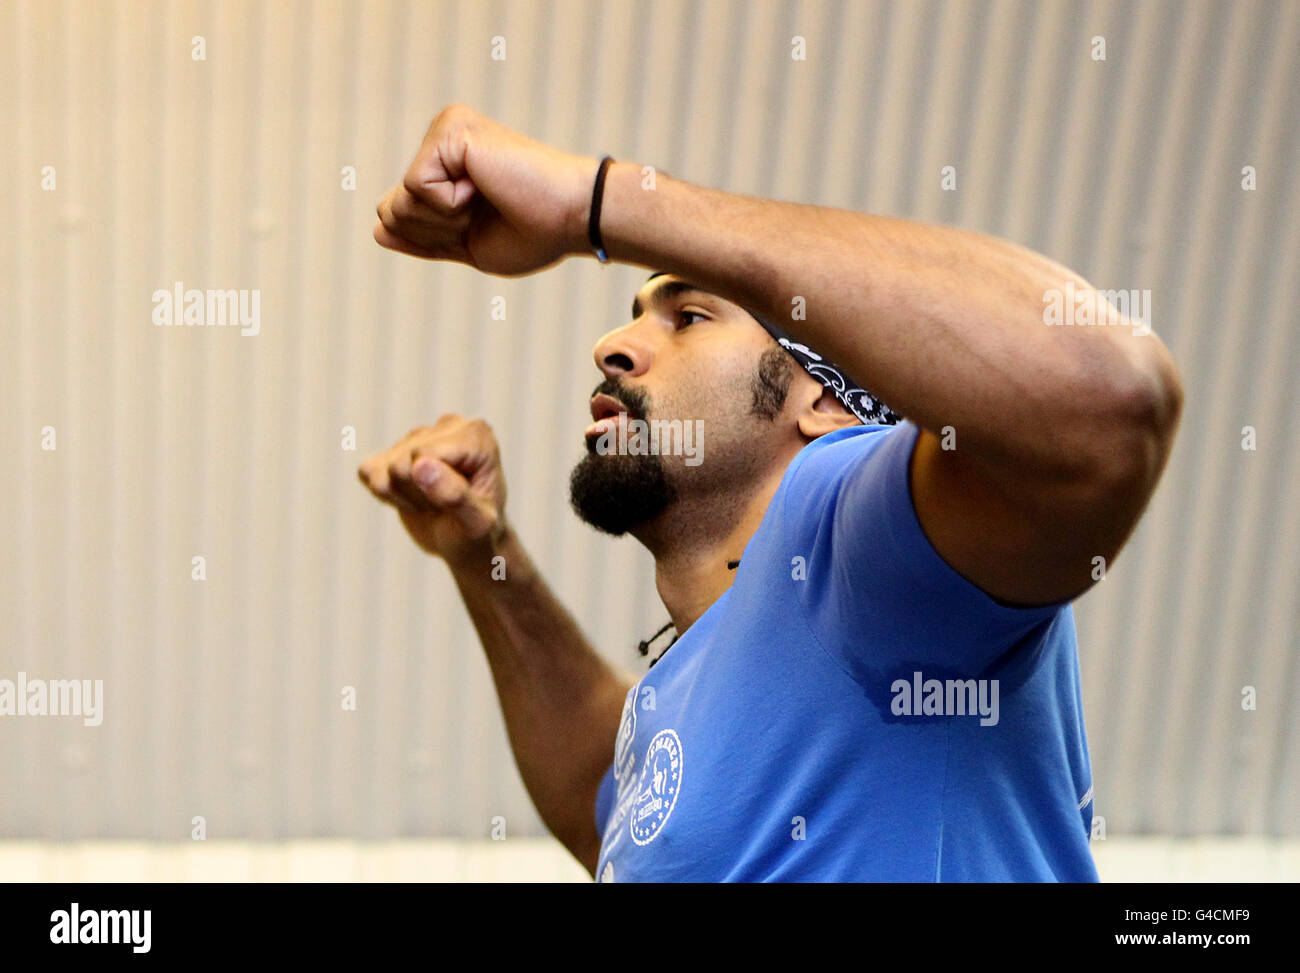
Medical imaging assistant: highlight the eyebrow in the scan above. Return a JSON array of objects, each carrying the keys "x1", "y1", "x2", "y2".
[{"x1": 631, "y1": 278, "x2": 710, "y2": 319}]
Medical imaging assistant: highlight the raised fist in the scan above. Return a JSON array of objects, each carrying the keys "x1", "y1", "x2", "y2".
[
  {"x1": 374, "y1": 104, "x2": 599, "y2": 276},
  {"x1": 357, "y1": 414, "x2": 508, "y2": 564}
]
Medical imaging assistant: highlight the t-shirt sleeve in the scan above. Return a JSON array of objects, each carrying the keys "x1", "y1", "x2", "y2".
[{"x1": 784, "y1": 421, "x2": 1069, "y2": 687}]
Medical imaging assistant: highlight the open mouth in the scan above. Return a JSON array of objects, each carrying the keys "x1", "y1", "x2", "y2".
[{"x1": 585, "y1": 392, "x2": 631, "y2": 439}]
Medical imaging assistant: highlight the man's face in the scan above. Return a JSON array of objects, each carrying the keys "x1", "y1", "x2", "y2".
[{"x1": 569, "y1": 275, "x2": 797, "y2": 536}]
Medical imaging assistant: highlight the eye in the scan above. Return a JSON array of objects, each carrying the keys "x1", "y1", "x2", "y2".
[{"x1": 676, "y1": 308, "x2": 708, "y2": 329}]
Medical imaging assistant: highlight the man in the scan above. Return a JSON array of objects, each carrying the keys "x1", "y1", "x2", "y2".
[{"x1": 358, "y1": 106, "x2": 1182, "y2": 881}]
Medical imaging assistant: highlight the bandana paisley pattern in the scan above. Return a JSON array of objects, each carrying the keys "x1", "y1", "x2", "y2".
[{"x1": 772, "y1": 336, "x2": 901, "y2": 426}]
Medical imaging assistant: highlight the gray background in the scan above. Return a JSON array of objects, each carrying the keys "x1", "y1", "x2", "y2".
[{"x1": 1, "y1": 0, "x2": 1296, "y2": 842}]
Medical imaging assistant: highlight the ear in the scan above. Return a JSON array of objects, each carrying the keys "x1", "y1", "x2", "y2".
[{"x1": 795, "y1": 383, "x2": 861, "y2": 441}]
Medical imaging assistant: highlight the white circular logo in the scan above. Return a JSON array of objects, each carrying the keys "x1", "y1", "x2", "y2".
[{"x1": 630, "y1": 729, "x2": 683, "y2": 846}]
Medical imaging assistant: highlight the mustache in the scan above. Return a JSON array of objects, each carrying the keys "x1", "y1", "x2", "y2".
[{"x1": 590, "y1": 377, "x2": 651, "y2": 422}]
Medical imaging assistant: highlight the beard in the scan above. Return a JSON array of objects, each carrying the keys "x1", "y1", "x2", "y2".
[
  {"x1": 568, "y1": 378, "x2": 677, "y2": 536},
  {"x1": 568, "y1": 449, "x2": 677, "y2": 536},
  {"x1": 568, "y1": 343, "x2": 792, "y2": 536}
]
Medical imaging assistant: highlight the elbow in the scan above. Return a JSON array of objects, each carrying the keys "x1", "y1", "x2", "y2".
[{"x1": 1086, "y1": 341, "x2": 1184, "y2": 492}]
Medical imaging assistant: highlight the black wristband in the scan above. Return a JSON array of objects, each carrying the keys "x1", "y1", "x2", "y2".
[{"x1": 588, "y1": 155, "x2": 615, "y2": 263}]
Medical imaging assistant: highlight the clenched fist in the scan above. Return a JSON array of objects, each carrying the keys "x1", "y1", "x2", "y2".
[
  {"x1": 357, "y1": 415, "x2": 508, "y2": 564},
  {"x1": 374, "y1": 104, "x2": 600, "y2": 276}
]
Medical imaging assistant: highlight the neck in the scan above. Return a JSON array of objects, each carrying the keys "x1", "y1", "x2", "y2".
[{"x1": 635, "y1": 458, "x2": 794, "y2": 633}]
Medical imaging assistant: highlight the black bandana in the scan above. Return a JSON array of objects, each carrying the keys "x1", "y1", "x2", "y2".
[
  {"x1": 644, "y1": 272, "x2": 901, "y2": 426},
  {"x1": 749, "y1": 314, "x2": 901, "y2": 426}
]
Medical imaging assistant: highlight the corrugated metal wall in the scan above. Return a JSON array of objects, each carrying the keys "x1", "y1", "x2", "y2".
[{"x1": 1, "y1": 0, "x2": 1296, "y2": 842}]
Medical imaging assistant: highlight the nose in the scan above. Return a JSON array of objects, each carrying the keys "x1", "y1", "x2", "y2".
[{"x1": 592, "y1": 320, "x2": 655, "y2": 381}]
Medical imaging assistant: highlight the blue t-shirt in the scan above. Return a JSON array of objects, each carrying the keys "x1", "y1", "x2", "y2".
[{"x1": 593, "y1": 421, "x2": 1097, "y2": 882}]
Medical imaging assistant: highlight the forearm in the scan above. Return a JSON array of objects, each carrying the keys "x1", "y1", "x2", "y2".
[
  {"x1": 446, "y1": 523, "x2": 634, "y2": 874},
  {"x1": 598, "y1": 162, "x2": 1181, "y2": 477}
]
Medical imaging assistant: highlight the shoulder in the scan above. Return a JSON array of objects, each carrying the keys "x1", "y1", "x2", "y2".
[{"x1": 779, "y1": 421, "x2": 917, "y2": 512}]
